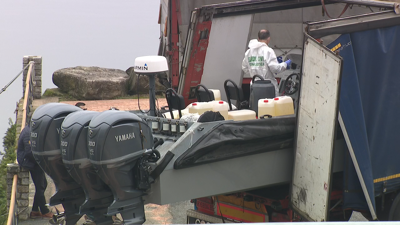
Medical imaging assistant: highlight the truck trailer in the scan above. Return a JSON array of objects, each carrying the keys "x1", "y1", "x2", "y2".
[
  {"x1": 28, "y1": 0, "x2": 400, "y2": 224},
  {"x1": 157, "y1": 0, "x2": 400, "y2": 222}
]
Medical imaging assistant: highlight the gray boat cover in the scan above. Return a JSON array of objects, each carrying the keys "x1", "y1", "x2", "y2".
[{"x1": 174, "y1": 115, "x2": 295, "y2": 169}]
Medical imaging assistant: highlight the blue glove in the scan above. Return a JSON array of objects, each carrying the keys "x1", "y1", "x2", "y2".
[
  {"x1": 285, "y1": 59, "x2": 291, "y2": 69},
  {"x1": 277, "y1": 56, "x2": 283, "y2": 63}
]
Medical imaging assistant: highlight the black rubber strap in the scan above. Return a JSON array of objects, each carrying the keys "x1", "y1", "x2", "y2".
[
  {"x1": 150, "y1": 151, "x2": 175, "y2": 179},
  {"x1": 138, "y1": 122, "x2": 144, "y2": 149}
]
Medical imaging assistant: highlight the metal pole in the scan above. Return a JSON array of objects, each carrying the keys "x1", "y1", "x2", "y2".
[
  {"x1": 0, "y1": 62, "x2": 32, "y2": 95},
  {"x1": 330, "y1": 0, "x2": 399, "y2": 12},
  {"x1": 7, "y1": 175, "x2": 18, "y2": 225},
  {"x1": 148, "y1": 74, "x2": 156, "y2": 116}
]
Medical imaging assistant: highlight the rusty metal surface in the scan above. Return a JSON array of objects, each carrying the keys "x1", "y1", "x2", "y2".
[
  {"x1": 169, "y1": 0, "x2": 181, "y2": 88},
  {"x1": 181, "y1": 18, "x2": 212, "y2": 105}
]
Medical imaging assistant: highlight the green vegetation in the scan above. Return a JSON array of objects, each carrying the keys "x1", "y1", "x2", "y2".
[
  {"x1": 42, "y1": 88, "x2": 77, "y2": 101},
  {"x1": 0, "y1": 119, "x2": 17, "y2": 224},
  {"x1": 43, "y1": 88, "x2": 165, "y2": 101}
]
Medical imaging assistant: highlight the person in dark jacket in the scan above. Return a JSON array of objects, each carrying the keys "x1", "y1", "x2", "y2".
[{"x1": 17, "y1": 125, "x2": 53, "y2": 219}]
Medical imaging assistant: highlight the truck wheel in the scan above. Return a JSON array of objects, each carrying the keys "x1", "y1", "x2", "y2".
[{"x1": 389, "y1": 192, "x2": 400, "y2": 221}]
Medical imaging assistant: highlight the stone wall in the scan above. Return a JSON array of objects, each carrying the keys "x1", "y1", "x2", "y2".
[
  {"x1": 23, "y1": 56, "x2": 42, "y2": 99},
  {"x1": 6, "y1": 56, "x2": 43, "y2": 221},
  {"x1": 7, "y1": 164, "x2": 30, "y2": 220}
]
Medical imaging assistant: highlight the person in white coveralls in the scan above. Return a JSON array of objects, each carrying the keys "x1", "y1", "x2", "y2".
[{"x1": 242, "y1": 29, "x2": 291, "y2": 97}]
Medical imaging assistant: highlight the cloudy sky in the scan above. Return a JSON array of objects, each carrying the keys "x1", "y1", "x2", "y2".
[{"x1": 0, "y1": 1, "x2": 161, "y2": 152}]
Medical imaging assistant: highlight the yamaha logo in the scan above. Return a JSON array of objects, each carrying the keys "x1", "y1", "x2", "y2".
[
  {"x1": 115, "y1": 132, "x2": 135, "y2": 142},
  {"x1": 134, "y1": 64, "x2": 148, "y2": 71}
]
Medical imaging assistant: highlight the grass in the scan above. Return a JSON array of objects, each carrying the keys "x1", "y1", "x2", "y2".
[{"x1": 42, "y1": 88, "x2": 77, "y2": 101}]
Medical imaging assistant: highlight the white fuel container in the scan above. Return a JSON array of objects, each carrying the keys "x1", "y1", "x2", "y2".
[
  {"x1": 209, "y1": 89, "x2": 221, "y2": 101},
  {"x1": 211, "y1": 101, "x2": 229, "y2": 119},
  {"x1": 163, "y1": 104, "x2": 193, "y2": 119},
  {"x1": 227, "y1": 110, "x2": 256, "y2": 121},
  {"x1": 274, "y1": 96, "x2": 294, "y2": 116},
  {"x1": 189, "y1": 102, "x2": 213, "y2": 115},
  {"x1": 258, "y1": 98, "x2": 276, "y2": 117}
]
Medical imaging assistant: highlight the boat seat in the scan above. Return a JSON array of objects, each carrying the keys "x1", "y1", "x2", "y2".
[
  {"x1": 224, "y1": 79, "x2": 254, "y2": 121},
  {"x1": 224, "y1": 79, "x2": 249, "y2": 110},
  {"x1": 209, "y1": 89, "x2": 221, "y2": 100},
  {"x1": 165, "y1": 88, "x2": 185, "y2": 119}
]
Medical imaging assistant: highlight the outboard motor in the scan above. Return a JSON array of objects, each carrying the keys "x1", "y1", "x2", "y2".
[
  {"x1": 88, "y1": 110, "x2": 154, "y2": 224},
  {"x1": 250, "y1": 75, "x2": 275, "y2": 115},
  {"x1": 60, "y1": 111, "x2": 114, "y2": 225},
  {"x1": 30, "y1": 103, "x2": 85, "y2": 225}
]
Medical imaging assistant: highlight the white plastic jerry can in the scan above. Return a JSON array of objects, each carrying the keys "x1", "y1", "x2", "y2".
[
  {"x1": 258, "y1": 98, "x2": 276, "y2": 118},
  {"x1": 274, "y1": 96, "x2": 294, "y2": 116},
  {"x1": 209, "y1": 89, "x2": 221, "y2": 101},
  {"x1": 188, "y1": 102, "x2": 213, "y2": 115},
  {"x1": 211, "y1": 100, "x2": 229, "y2": 119}
]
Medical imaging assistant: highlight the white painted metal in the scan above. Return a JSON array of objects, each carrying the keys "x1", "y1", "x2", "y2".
[
  {"x1": 200, "y1": 14, "x2": 253, "y2": 101},
  {"x1": 291, "y1": 36, "x2": 342, "y2": 221},
  {"x1": 159, "y1": 0, "x2": 168, "y2": 37},
  {"x1": 158, "y1": 0, "x2": 168, "y2": 58},
  {"x1": 338, "y1": 113, "x2": 378, "y2": 220}
]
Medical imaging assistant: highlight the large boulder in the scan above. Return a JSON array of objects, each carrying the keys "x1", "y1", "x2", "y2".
[
  {"x1": 126, "y1": 67, "x2": 169, "y2": 95},
  {"x1": 53, "y1": 66, "x2": 129, "y2": 100}
]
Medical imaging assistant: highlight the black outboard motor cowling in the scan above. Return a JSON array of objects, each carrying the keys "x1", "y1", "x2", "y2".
[
  {"x1": 30, "y1": 103, "x2": 84, "y2": 225},
  {"x1": 88, "y1": 110, "x2": 154, "y2": 225},
  {"x1": 61, "y1": 111, "x2": 114, "y2": 225}
]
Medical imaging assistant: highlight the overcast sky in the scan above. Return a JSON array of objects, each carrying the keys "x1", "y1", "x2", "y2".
[{"x1": 0, "y1": 1, "x2": 161, "y2": 152}]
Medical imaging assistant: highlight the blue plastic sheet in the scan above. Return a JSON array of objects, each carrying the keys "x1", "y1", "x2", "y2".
[{"x1": 327, "y1": 25, "x2": 400, "y2": 212}]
